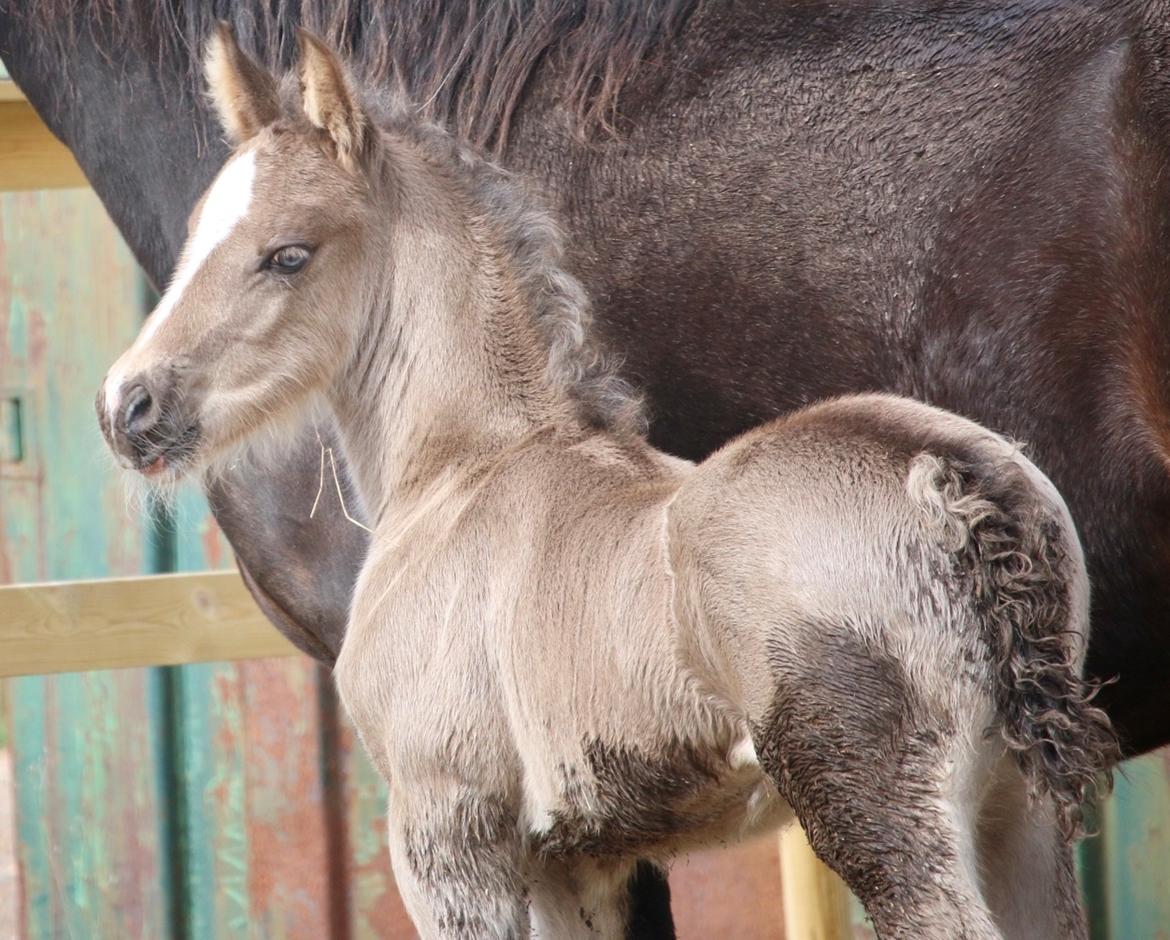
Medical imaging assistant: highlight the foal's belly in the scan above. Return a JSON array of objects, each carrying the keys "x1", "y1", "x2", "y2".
[{"x1": 528, "y1": 738, "x2": 792, "y2": 861}]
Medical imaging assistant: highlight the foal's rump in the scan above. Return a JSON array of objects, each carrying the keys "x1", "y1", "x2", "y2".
[{"x1": 667, "y1": 392, "x2": 1116, "y2": 936}]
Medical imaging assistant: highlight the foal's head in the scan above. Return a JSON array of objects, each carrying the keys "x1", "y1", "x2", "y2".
[
  {"x1": 98, "y1": 25, "x2": 641, "y2": 487},
  {"x1": 97, "y1": 26, "x2": 386, "y2": 479}
]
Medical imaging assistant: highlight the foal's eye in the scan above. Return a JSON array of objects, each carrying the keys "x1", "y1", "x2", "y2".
[{"x1": 262, "y1": 245, "x2": 313, "y2": 275}]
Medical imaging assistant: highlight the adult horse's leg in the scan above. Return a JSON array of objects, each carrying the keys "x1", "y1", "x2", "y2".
[{"x1": 623, "y1": 862, "x2": 675, "y2": 939}]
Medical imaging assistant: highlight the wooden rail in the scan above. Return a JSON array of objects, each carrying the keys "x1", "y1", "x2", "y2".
[
  {"x1": 0, "y1": 571, "x2": 298, "y2": 677},
  {"x1": 0, "y1": 80, "x2": 88, "y2": 191}
]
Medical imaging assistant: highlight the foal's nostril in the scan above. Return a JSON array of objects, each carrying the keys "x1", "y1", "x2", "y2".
[{"x1": 122, "y1": 383, "x2": 155, "y2": 434}]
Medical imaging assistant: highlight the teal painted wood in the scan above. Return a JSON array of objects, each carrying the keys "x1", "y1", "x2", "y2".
[
  {"x1": 165, "y1": 490, "x2": 343, "y2": 939},
  {"x1": 0, "y1": 186, "x2": 356, "y2": 940},
  {"x1": 339, "y1": 714, "x2": 414, "y2": 937},
  {"x1": 1083, "y1": 749, "x2": 1170, "y2": 940},
  {"x1": 0, "y1": 189, "x2": 171, "y2": 938},
  {"x1": 172, "y1": 660, "x2": 253, "y2": 938},
  {"x1": 164, "y1": 493, "x2": 255, "y2": 940}
]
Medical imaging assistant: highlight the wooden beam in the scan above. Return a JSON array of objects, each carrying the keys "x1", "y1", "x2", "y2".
[
  {"x1": 0, "y1": 571, "x2": 301, "y2": 677},
  {"x1": 779, "y1": 825, "x2": 853, "y2": 940},
  {"x1": 0, "y1": 82, "x2": 88, "y2": 191}
]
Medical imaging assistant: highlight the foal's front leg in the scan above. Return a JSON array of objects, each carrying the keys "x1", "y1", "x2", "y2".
[
  {"x1": 387, "y1": 785, "x2": 529, "y2": 939},
  {"x1": 527, "y1": 856, "x2": 639, "y2": 939}
]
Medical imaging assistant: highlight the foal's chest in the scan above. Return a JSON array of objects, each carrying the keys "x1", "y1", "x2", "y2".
[{"x1": 341, "y1": 454, "x2": 788, "y2": 857}]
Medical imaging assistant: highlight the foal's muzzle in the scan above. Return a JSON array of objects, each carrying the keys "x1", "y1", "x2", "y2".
[{"x1": 97, "y1": 371, "x2": 200, "y2": 475}]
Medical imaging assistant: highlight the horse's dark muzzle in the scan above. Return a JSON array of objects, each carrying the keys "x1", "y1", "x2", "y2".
[{"x1": 97, "y1": 371, "x2": 200, "y2": 474}]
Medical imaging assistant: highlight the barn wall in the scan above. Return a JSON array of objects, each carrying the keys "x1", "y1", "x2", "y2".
[{"x1": 1, "y1": 188, "x2": 172, "y2": 938}]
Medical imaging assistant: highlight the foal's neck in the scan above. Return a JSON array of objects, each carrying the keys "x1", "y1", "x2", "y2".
[{"x1": 329, "y1": 139, "x2": 581, "y2": 526}]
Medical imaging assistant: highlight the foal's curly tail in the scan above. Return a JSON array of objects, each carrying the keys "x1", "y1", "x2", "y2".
[{"x1": 910, "y1": 453, "x2": 1121, "y2": 838}]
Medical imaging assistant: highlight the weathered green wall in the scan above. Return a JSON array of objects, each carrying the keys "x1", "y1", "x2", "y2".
[
  {"x1": 1, "y1": 188, "x2": 172, "y2": 938},
  {"x1": 0, "y1": 188, "x2": 413, "y2": 938}
]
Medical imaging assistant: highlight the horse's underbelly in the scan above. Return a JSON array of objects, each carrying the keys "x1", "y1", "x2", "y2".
[{"x1": 528, "y1": 742, "x2": 790, "y2": 860}]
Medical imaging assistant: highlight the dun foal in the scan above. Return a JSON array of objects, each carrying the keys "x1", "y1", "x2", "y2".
[{"x1": 97, "y1": 28, "x2": 1117, "y2": 939}]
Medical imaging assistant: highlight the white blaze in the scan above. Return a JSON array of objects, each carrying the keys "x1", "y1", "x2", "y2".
[
  {"x1": 142, "y1": 147, "x2": 259, "y2": 341},
  {"x1": 105, "y1": 148, "x2": 258, "y2": 417}
]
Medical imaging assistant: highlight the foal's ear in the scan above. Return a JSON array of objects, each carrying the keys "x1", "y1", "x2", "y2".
[
  {"x1": 204, "y1": 22, "x2": 280, "y2": 143},
  {"x1": 295, "y1": 28, "x2": 369, "y2": 170}
]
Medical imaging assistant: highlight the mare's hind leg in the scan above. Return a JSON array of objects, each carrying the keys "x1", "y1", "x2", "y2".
[
  {"x1": 754, "y1": 622, "x2": 1000, "y2": 939},
  {"x1": 977, "y1": 757, "x2": 1086, "y2": 939}
]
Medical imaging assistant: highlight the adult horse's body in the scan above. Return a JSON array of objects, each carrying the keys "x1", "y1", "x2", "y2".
[{"x1": 3, "y1": 0, "x2": 1170, "y2": 928}]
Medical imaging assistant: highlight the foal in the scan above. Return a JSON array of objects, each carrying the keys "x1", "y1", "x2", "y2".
[{"x1": 97, "y1": 27, "x2": 1117, "y2": 939}]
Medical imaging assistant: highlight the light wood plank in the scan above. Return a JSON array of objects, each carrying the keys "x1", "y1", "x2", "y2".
[
  {"x1": 0, "y1": 571, "x2": 300, "y2": 676},
  {"x1": 0, "y1": 81, "x2": 24, "y2": 103},
  {"x1": 0, "y1": 98, "x2": 87, "y2": 191},
  {"x1": 779, "y1": 825, "x2": 853, "y2": 940}
]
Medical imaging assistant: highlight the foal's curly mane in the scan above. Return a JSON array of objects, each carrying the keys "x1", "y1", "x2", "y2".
[{"x1": 369, "y1": 99, "x2": 648, "y2": 436}]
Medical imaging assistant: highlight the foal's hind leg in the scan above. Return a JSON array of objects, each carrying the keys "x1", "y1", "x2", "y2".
[
  {"x1": 754, "y1": 624, "x2": 1001, "y2": 939},
  {"x1": 527, "y1": 856, "x2": 638, "y2": 939},
  {"x1": 976, "y1": 757, "x2": 1086, "y2": 940}
]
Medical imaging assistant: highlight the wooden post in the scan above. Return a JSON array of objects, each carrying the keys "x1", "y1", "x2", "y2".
[
  {"x1": 0, "y1": 81, "x2": 88, "y2": 192},
  {"x1": 779, "y1": 825, "x2": 853, "y2": 940}
]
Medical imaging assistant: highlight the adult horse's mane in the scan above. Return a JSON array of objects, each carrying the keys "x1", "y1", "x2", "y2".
[{"x1": 18, "y1": 0, "x2": 701, "y2": 149}]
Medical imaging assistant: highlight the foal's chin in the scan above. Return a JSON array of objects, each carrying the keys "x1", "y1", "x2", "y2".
[
  {"x1": 108, "y1": 427, "x2": 224, "y2": 514},
  {"x1": 197, "y1": 398, "x2": 334, "y2": 488},
  {"x1": 110, "y1": 450, "x2": 197, "y2": 517},
  {"x1": 111, "y1": 391, "x2": 332, "y2": 518}
]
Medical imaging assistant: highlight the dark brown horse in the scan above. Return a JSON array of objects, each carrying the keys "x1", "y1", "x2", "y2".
[{"x1": 4, "y1": 0, "x2": 1170, "y2": 933}]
